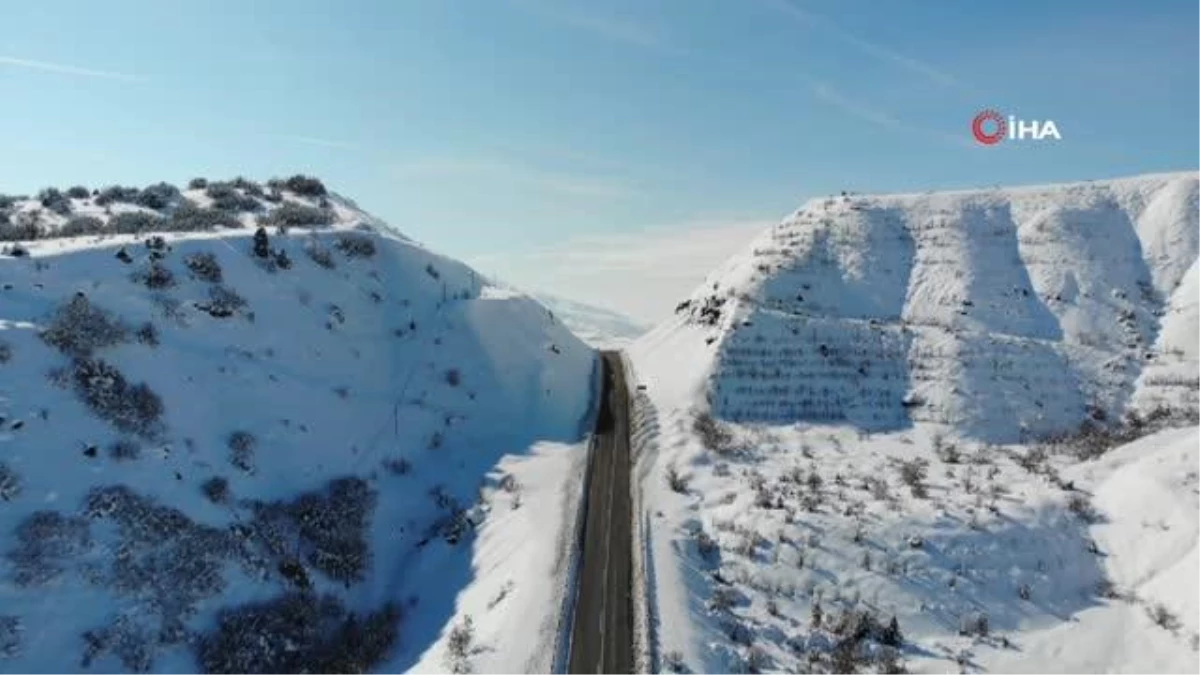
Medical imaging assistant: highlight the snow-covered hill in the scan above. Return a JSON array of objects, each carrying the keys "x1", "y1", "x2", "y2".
[
  {"x1": 532, "y1": 293, "x2": 648, "y2": 349},
  {"x1": 629, "y1": 172, "x2": 1199, "y2": 673},
  {"x1": 0, "y1": 177, "x2": 598, "y2": 673}
]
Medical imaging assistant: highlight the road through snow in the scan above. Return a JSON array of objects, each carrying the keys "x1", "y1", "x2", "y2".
[{"x1": 568, "y1": 351, "x2": 635, "y2": 673}]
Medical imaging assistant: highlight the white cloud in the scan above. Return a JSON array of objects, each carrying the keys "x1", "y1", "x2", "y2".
[
  {"x1": 810, "y1": 81, "x2": 976, "y2": 148},
  {"x1": 509, "y1": 0, "x2": 676, "y2": 52},
  {"x1": 394, "y1": 156, "x2": 633, "y2": 200},
  {"x1": 762, "y1": 0, "x2": 964, "y2": 89},
  {"x1": 468, "y1": 217, "x2": 771, "y2": 324},
  {"x1": 0, "y1": 55, "x2": 143, "y2": 82}
]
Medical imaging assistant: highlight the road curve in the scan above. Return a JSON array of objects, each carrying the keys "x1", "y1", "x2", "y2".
[{"x1": 568, "y1": 351, "x2": 634, "y2": 674}]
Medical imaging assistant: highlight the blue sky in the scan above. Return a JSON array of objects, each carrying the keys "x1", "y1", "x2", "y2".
[{"x1": 1, "y1": 0, "x2": 1196, "y2": 317}]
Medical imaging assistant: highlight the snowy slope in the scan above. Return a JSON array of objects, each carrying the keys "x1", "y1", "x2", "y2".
[
  {"x1": 0, "y1": 178, "x2": 598, "y2": 673},
  {"x1": 628, "y1": 172, "x2": 1199, "y2": 674},
  {"x1": 532, "y1": 293, "x2": 649, "y2": 349}
]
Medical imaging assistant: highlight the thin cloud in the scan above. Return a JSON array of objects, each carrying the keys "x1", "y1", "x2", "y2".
[
  {"x1": 275, "y1": 134, "x2": 360, "y2": 151},
  {"x1": 509, "y1": 0, "x2": 675, "y2": 52},
  {"x1": 763, "y1": 0, "x2": 964, "y2": 90},
  {"x1": 468, "y1": 217, "x2": 770, "y2": 323},
  {"x1": 811, "y1": 81, "x2": 975, "y2": 149},
  {"x1": 0, "y1": 55, "x2": 143, "y2": 82},
  {"x1": 395, "y1": 156, "x2": 633, "y2": 200}
]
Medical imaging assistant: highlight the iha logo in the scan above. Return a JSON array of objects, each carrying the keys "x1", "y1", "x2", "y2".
[{"x1": 971, "y1": 109, "x2": 1062, "y2": 145}]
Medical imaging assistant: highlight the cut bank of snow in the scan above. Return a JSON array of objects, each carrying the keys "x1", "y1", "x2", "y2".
[
  {"x1": 629, "y1": 171, "x2": 1199, "y2": 673},
  {"x1": 0, "y1": 182, "x2": 597, "y2": 672},
  {"x1": 532, "y1": 292, "x2": 649, "y2": 349}
]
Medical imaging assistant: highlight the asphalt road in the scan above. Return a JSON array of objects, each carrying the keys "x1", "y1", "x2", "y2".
[{"x1": 568, "y1": 351, "x2": 635, "y2": 674}]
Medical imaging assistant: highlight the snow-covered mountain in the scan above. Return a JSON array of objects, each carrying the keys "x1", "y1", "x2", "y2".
[
  {"x1": 0, "y1": 177, "x2": 597, "y2": 673},
  {"x1": 532, "y1": 293, "x2": 648, "y2": 349},
  {"x1": 629, "y1": 171, "x2": 1199, "y2": 673}
]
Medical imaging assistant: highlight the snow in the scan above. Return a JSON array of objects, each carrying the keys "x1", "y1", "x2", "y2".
[
  {"x1": 629, "y1": 171, "x2": 1199, "y2": 673},
  {"x1": 0, "y1": 179, "x2": 598, "y2": 672},
  {"x1": 532, "y1": 292, "x2": 649, "y2": 349}
]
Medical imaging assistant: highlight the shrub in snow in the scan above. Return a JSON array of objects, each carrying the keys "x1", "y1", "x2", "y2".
[
  {"x1": 0, "y1": 462, "x2": 22, "y2": 501},
  {"x1": 694, "y1": 411, "x2": 734, "y2": 454},
  {"x1": 187, "y1": 177, "x2": 207, "y2": 190},
  {"x1": 94, "y1": 185, "x2": 140, "y2": 206},
  {"x1": 38, "y1": 187, "x2": 71, "y2": 215},
  {"x1": 0, "y1": 213, "x2": 42, "y2": 241},
  {"x1": 70, "y1": 357, "x2": 165, "y2": 438},
  {"x1": 136, "y1": 322, "x2": 159, "y2": 347},
  {"x1": 6, "y1": 510, "x2": 93, "y2": 587},
  {"x1": 666, "y1": 464, "x2": 690, "y2": 493},
  {"x1": 305, "y1": 241, "x2": 336, "y2": 269},
  {"x1": 201, "y1": 476, "x2": 230, "y2": 504},
  {"x1": 205, "y1": 182, "x2": 260, "y2": 213},
  {"x1": 746, "y1": 645, "x2": 771, "y2": 673},
  {"x1": 66, "y1": 185, "x2": 90, "y2": 199},
  {"x1": 336, "y1": 232, "x2": 376, "y2": 258},
  {"x1": 135, "y1": 182, "x2": 181, "y2": 210},
  {"x1": 227, "y1": 431, "x2": 256, "y2": 473},
  {"x1": 80, "y1": 614, "x2": 154, "y2": 672},
  {"x1": 196, "y1": 285, "x2": 248, "y2": 318},
  {"x1": 0, "y1": 615, "x2": 21, "y2": 659},
  {"x1": 184, "y1": 251, "x2": 223, "y2": 282},
  {"x1": 663, "y1": 650, "x2": 685, "y2": 673},
  {"x1": 77, "y1": 484, "x2": 252, "y2": 669},
  {"x1": 0, "y1": 339, "x2": 10, "y2": 364},
  {"x1": 260, "y1": 201, "x2": 334, "y2": 228},
  {"x1": 108, "y1": 438, "x2": 141, "y2": 461},
  {"x1": 246, "y1": 477, "x2": 378, "y2": 585},
  {"x1": 60, "y1": 215, "x2": 105, "y2": 237},
  {"x1": 269, "y1": 174, "x2": 327, "y2": 197},
  {"x1": 447, "y1": 615, "x2": 473, "y2": 659},
  {"x1": 134, "y1": 261, "x2": 175, "y2": 289},
  {"x1": 196, "y1": 592, "x2": 399, "y2": 674},
  {"x1": 41, "y1": 294, "x2": 129, "y2": 357},
  {"x1": 109, "y1": 211, "x2": 165, "y2": 235},
  {"x1": 169, "y1": 201, "x2": 242, "y2": 231},
  {"x1": 1147, "y1": 604, "x2": 1182, "y2": 632}
]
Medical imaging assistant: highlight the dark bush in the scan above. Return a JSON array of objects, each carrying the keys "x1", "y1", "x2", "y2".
[
  {"x1": 0, "y1": 339, "x2": 10, "y2": 364},
  {"x1": 336, "y1": 233, "x2": 376, "y2": 258},
  {"x1": 259, "y1": 201, "x2": 334, "y2": 228},
  {"x1": 228, "y1": 431, "x2": 256, "y2": 473},
  {"x1": 70, "y1": 357, "x2": 165, "y2": 438},
  {"x1": 694, "y1": 411, "x2": 734, "y2": 453},
  {"x1": 195, "y1": 592, "x2": 399, "y2": 674},
  {"x1": 0, "y1": 461, "x2": 22, "y2": 501},
  {"x1": 95, "y1": 185, "x2": 140, "y2": 206},
  {"x1": 187, "y1": 177, "x2": 208, "y2": 190},
  {"x1": 38, "y1": 187, "x2": 71, "y2": 215},
  {"x1": 6, "y1": 510, "x2": 93, "y2": 586},
  {"x1": 41, "y1": 294, "x2": 129, "y2": 357},
  {"x1": 60, "y1": 215, "x2": 105, "y2": 237},
  {"x1": 65, "y1": 185, "x2": 90, "y2": 199},
  {"x1": 135, "y1": 182, "x2": 181, "y2": 210},
  {"x1": 280, "y1": 174, "x2": 327, "y2": 197},
  {"x1": 135, "y1": 262, "x2": 176, "y2": 289},
  {"x1": 136, "y1": 322, "x2": 160, "y2": 347},
  {"x1": 108, "y1": 438, "x2": 141, "y2": 461},
  {"x1": 206, "y1": 182, "x2": 261, "y2": 213},
  {"x1": 169, "y1": 200, "x2": 243, "y2": 232},
  {"x1": 196, "y1": 285, "x2": 247, "y2": 318},
  {"x1": 0, "y1": 214, "x2": 42, "y2": 241},
  {"x1": 184, "y1": 251, "x2": 223, "y2": 282},
  {"x1": 109, "y1": 211, "x2": 165, "y2": 235},
  {"x1": 247, "y1": 477, "x2": 377, "y2": 585},
  {"x1": 202, "y1": 476, "x2": 230, "y2": 504}
]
